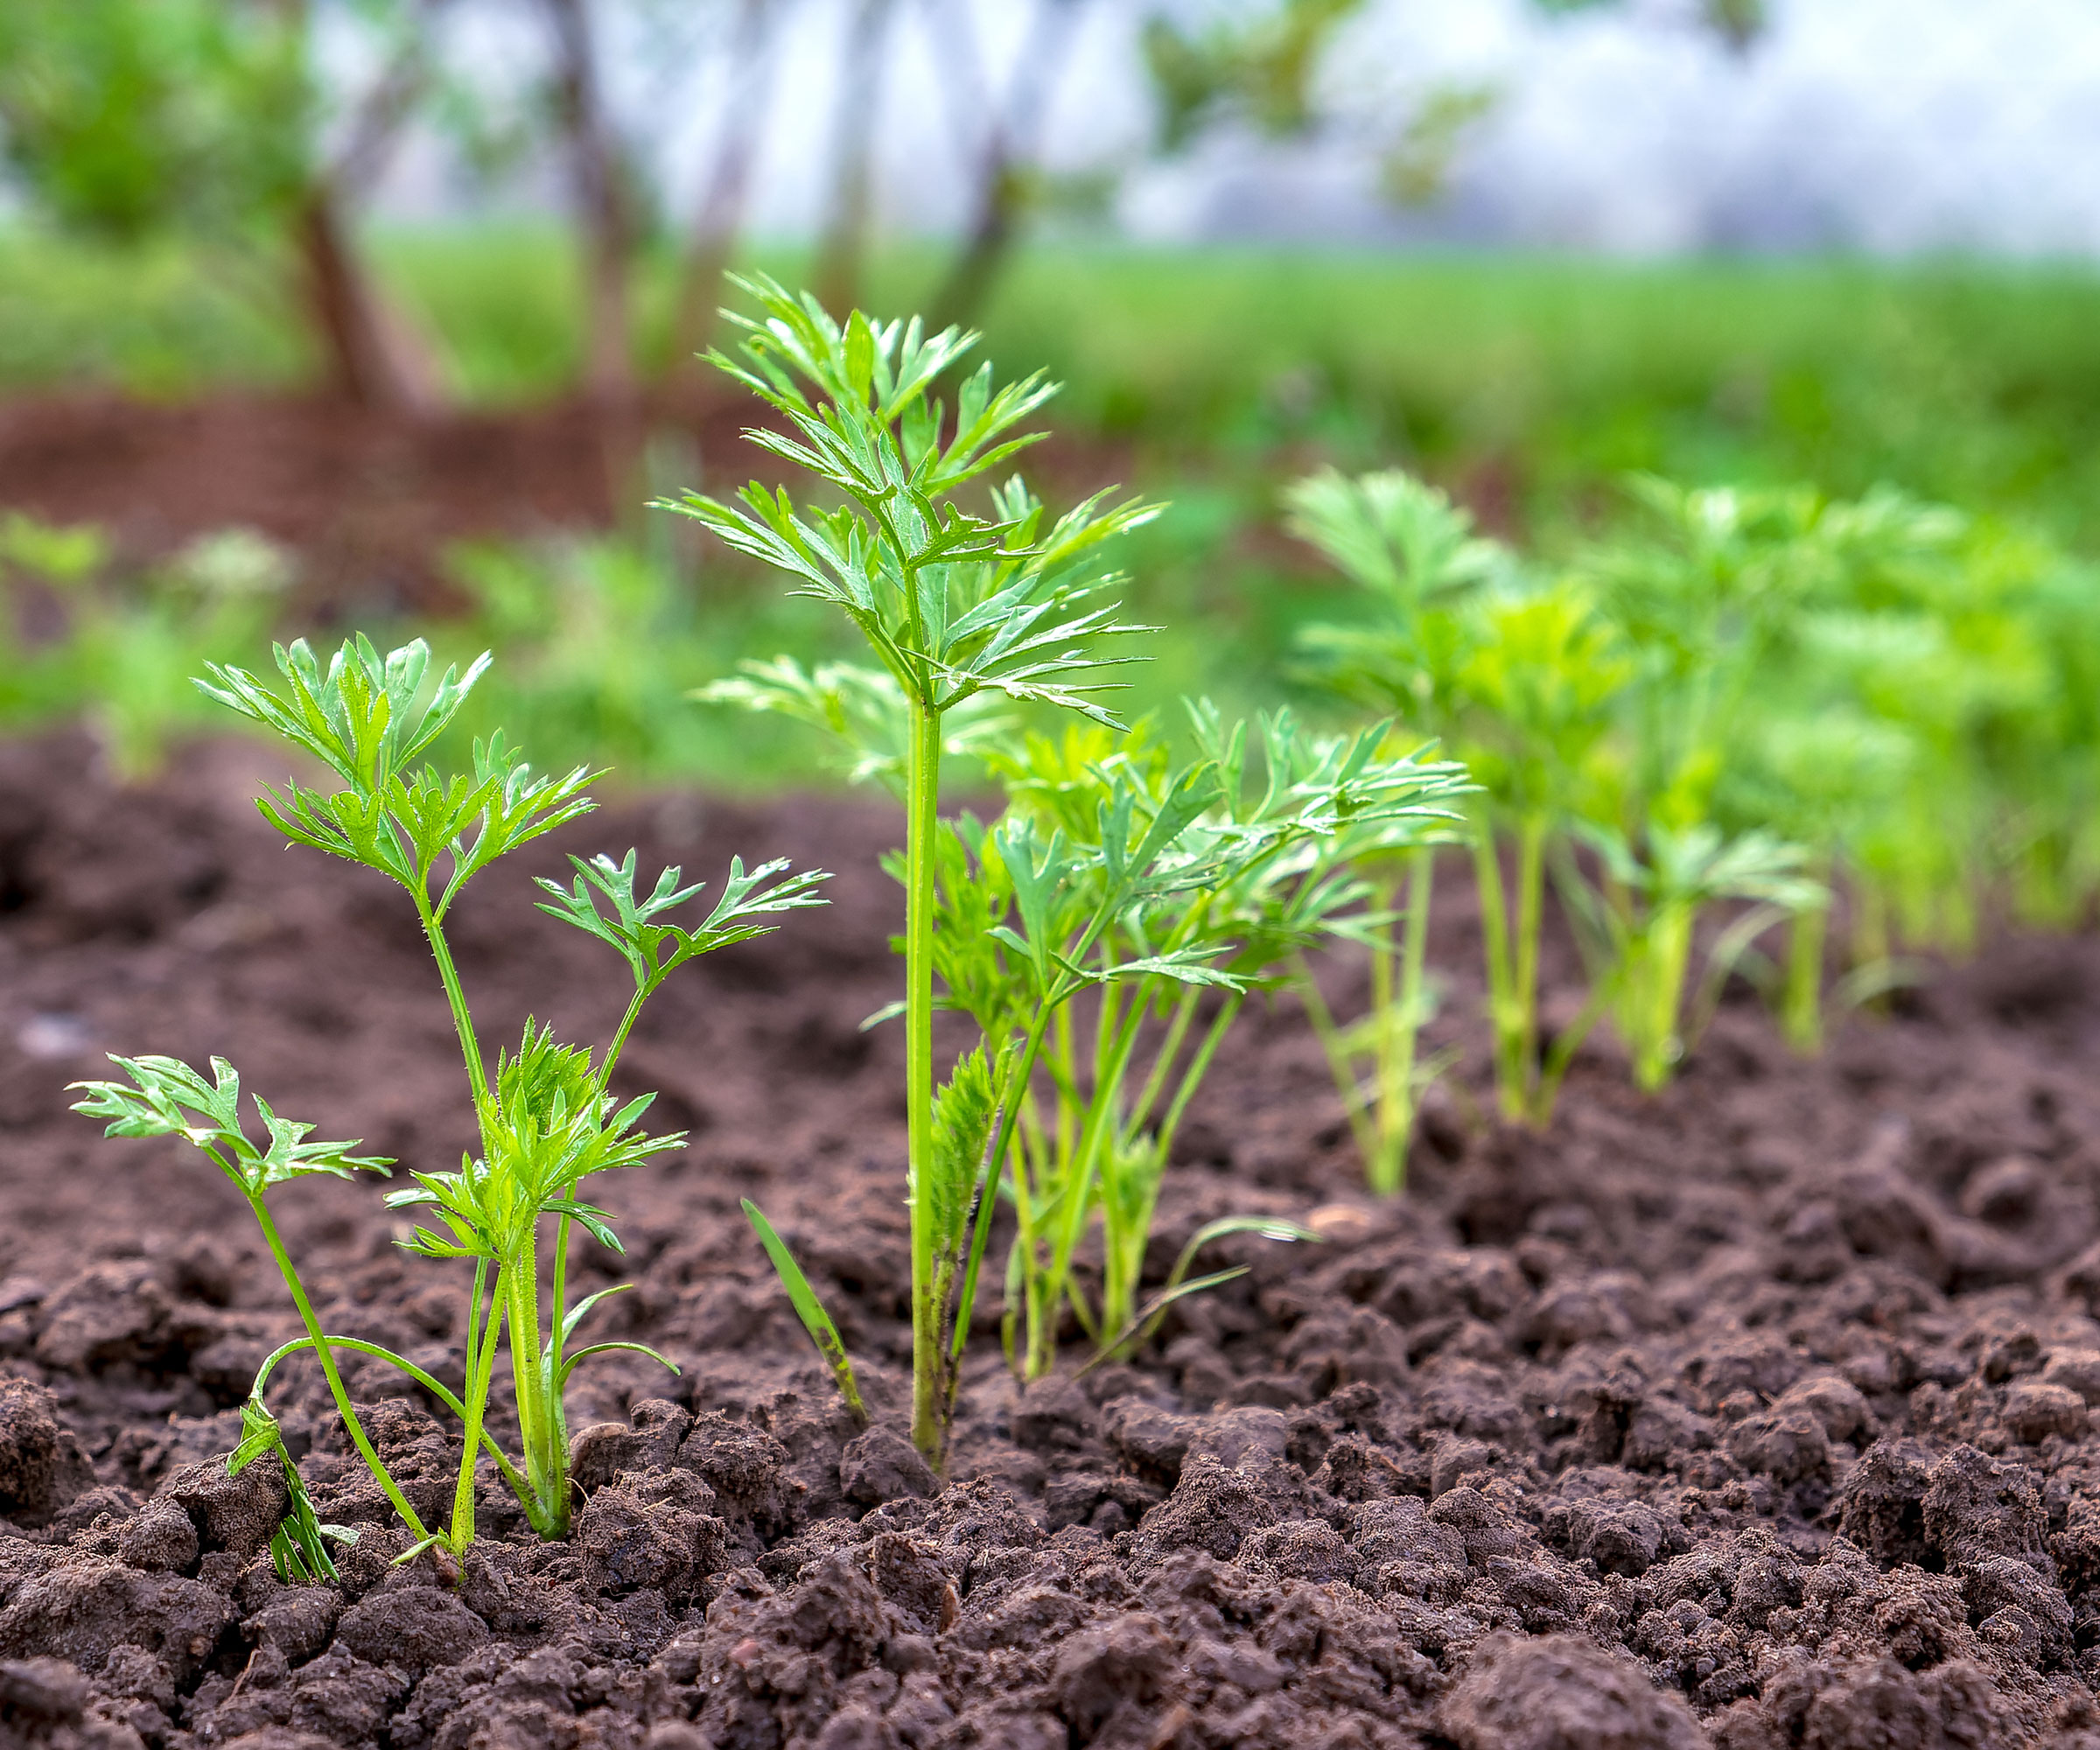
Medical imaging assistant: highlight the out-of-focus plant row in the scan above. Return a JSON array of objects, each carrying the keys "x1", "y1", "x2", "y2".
[
  {"x1": 1285, "y1": 466, "x2": 2100, "y2": 1137},
  {"x1": 4, "y1": 438, "x2": 2096, "y2": 1133}
]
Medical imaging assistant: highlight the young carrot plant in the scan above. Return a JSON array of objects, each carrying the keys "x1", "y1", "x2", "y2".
[
  {"x1": 681, "y1": 284, "x2": 1470, "y2": 1446},
  {"x1": 73, "y1": 635, "x2": 827, "y2": 1564},
  {"x1": 663, "y1": 276, "x2": 1157, "y2": 1464},
  {"x1": 1290, "y1": 468, "x2": 1626, "y2": 1124},
  {"x1": 989, "y1": 703, "x2": 1467, "y2": 1360}
]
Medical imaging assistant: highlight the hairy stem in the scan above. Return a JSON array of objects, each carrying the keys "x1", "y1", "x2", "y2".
[{"x1": 508, "y1": 1228, "x2": 562, "y2": 1536}]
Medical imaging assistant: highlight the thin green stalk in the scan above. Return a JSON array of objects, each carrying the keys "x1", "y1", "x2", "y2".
[
  {"x1": 1375, "y1": 846, "x2": 1436, "y2": 1194},
  {"x1": 1096, "y1": 993, "x2": 1242, "y2": 1362},
  {"x1": 1512, "y1": 813, "x2": 1547, "y2": 1118},
  {"x1": 448, "y1": 1260, "x2": 496, "y2": 1551},
  {"x1": 416, "y1": 902, "x2": 489, "y2": 1115},
  {"x1": 1128, "y1": 989, "x2": 1200, "y2": 1140},
  {"x1": 904, "y1": 698, "x2": 945, "y2": 1463},
  {"x1": 1783, "y1": 853, "x2": 1832, "y2": 1054},
  {"x1": 1471, "y1": 818, "x2": 1523, "y2": 1120},
  {"x1": 1156, "y1": 994, "x2": 1242, "y2": 1160},
  {"x1": 250, "y1": 1196, "x2": 430, "y2": 1544},
  {"x1": 1028, "y1": 1000, "x2": 1146, "y2": 1379},
  {"x1": 1366, "y1": 889, "x2": 1397, "y2": 1166},
  {"x1": 250, "y1": 1332, "x2": 528, "y2": 1502},
  {"x1": 547, "y1": 987, "x2": 649, "y2": 1428},
  {"x1": 949, "y1": 1016, "x2": 1054, "y2": 1376},
  {"x1": 1296, "y1": 952, "x2": 1381, "y2": 1169},
  {"x1": 507, "y1": 1228, "x2": 559, "y2": 1535},
  {"x1": 1628, "y1": 905, "x2": 1693, "y2": 1092}
]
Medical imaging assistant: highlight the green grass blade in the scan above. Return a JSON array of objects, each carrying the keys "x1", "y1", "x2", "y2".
[
  {"x1": 1081, "y1": 1265, "x2": 1250, "y2": 1374},
  {"x1": 742, "y1": 1198, "x2": 869, "y2": 1427}
]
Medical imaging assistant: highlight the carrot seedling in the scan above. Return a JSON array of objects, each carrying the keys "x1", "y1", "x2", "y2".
[
  {"x1": 664, "y1": 276, "x2": 1155, "y2": 1465},
  {"x1": 74, "y1": 634, "x2": 827, "y2": 1564}
]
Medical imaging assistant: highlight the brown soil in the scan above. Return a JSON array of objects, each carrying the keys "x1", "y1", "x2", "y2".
[
  {"x1": 0, "y1": 394, "x2": 1141, "y2": 622},
  {"x1": 4, "y1": 731, "x2": 2100, "y2": 1748}
]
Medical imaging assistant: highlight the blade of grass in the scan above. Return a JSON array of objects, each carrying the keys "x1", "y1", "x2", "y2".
[{"x1": 743, "y1": 1198, "x2": 870, "y2": 1427}]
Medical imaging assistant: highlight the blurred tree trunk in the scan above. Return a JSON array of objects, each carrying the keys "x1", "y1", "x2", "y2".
[
  {"x1": 296, "y1": 186, "x2": 439, "y2": 411},
  {"x1": 543, "y1": 0, "x2": 637, "y2": 408},
  {"x1": 668, "y1": 0, "x2": 789, "y2": 379},
  {"x1": 285, "y1": 0, "x2": 448, "y2": 412},
  {"x1": 812, "y1": 0, "x2": 899, "y2": 318},
  {"x1": 928, "y1": 0, "x2": 1087, "y2": 330}
]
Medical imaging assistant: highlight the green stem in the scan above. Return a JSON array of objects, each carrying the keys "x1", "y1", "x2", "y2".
[
  {"x1": 448, "y1": 1261, "x2": 498, "y2": 1551},
  {"x1": 1028, "y1": 1000, "x2": 1146, "y2": 1380},
  {"x1": 949, "y1": 1016, "x2": 1054, "y2": 1375},
  {"x1": 250, "y1": 1331, "x2": 528, "y2": 1503},
  {"x1": 1471, "y1": 818, "x2": 1522, "y2": 1121},
  {"x1": 1128, "y1": 988, "x2": 1199, "y2": 1138},
  {"x1": 904, "y1": 698, "x2": 944, "y2": 1464},
  {"x1": 416, "y1": 902, "x2": 489, "y2": 1117},
  {"x1": 507, "y1": 1229, "x2": 561, "y2": 1536},
  {"x1": 1783, "y1": 858, "x2": 1831, "y2": 1054},
  {"x1": 1155, "y1": 994, "x2": 1242, "y2": 1163},
  {"x1": 1377, "y1": 846, "x2": 1436, "y2": 1194},
  {"x1": 250, "y1": 1196, "x2": 430, "y2": 1544},
  {"x1": 1296, "y1": 952, "x2": 1380, "y2": 1171},
  {"x1": 1512, "y1": 813, "x2": 1547, "y2": 1120},
  {"x1": 1627, "y1": 906, "x2": 1683, "y2": 1092}
]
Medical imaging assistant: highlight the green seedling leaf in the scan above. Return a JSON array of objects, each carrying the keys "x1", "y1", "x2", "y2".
[
  {"x1": 536, "y1": 850, "x2": 830, "y2": 993},
  {"x1": 558, "y1": 1341, "x2": 681, "y2": 1390},
  {"x1": 557, "y1": 1283, "x2": 634, "y2": 1349},
  {"x1": 233, "y1": 1393, "x2": 350, "y2": 1585},
  {"x1": 71, "y1": 1055, "x2": 391, "y2": 1197},
  {"x1": 742, "y1": 1198, "x2": 869, "y2": 1428},
  {"x1": 196, "y1": 634, "x2": 490, "y2": 795}
]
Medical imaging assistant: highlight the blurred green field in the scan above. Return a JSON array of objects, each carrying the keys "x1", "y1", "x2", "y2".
[
  {"x1": 7, "y1": 223, "x2": 2100, "y2": 794},
  {"x1": 7, "y1": 224, "x2": 2100, "y2": 542}
]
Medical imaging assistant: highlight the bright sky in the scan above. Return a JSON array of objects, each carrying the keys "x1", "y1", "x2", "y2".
[{"x1": 382, "y1": 0, "x2": 2100, "y2": 255}]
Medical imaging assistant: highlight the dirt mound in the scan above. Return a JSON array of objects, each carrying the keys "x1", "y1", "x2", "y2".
[{"x1": 2, "y1": 730, "x2": 2099, "y2": 1746}]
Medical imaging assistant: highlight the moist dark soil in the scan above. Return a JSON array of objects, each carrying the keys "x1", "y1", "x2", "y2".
[{"x1": 4, "y1": 730, "x2": 2100, "y2": 1749}]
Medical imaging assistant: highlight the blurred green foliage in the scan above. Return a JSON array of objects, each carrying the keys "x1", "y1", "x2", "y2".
[
  {"x1": 0, "y1": 0, "x2": 309, "y2": 244},
  {"x1": 6, "y1": 230, "x2": 2100, "y2": 545}
]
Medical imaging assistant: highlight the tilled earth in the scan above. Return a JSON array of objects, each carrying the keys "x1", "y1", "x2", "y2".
[{"x1": 3, "y1": 732, "x2": 2100, "y2": 1748}]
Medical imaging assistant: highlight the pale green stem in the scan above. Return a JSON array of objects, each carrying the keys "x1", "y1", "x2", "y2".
[
  {"x1": 416, "y1": 901, "x2": 490, "y2": 1116},
  {"x1": 904, "y1": 699, "x2": 944, "y2": 1463},
  {"x1": 1127, "y1": 988, "x2": 1199, "y2": 1139},
  {"x1": 1029, "y1": 1001, "x2": 1146, "y2": 1380},
  {"x1": 250, "y1": 1196, "x2": 430, "y2": 1544},
  {"x1": 1377, "y1": 845, "x2": 1436, "y2": 1194},
  {"x1": 250, "y1": 1331, "x2": 527, "y2": 1502},
  {"x1": 1632, "y1": 904, "x2": 1693, "y2": 1092},
  {"x1": 507, "y1": 1228, "x2": 560, "y2": 1536},
  {"x1": 1783, "y1": 860, "x2": 1831, "y2": 1054},
  {"x1": 550, "y1": 985, "x2": 651, "y2": 1422},
  {"x1": 1155, "y1": 993, "x2": 1242, "y2": 1162},
  {"x1": 1471, "y1": 818, "x2": 1523, "y2": 1121},
  {"x1": 448, "y1": 1260, "x2": 497, "y2": 1551},
  {"x1": 1512, "y1": 814, "x2": 1547, "y2": 1119},
  {"x1": 1296, "y1": 952, "x2": 1380, "y2": 1171}
]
